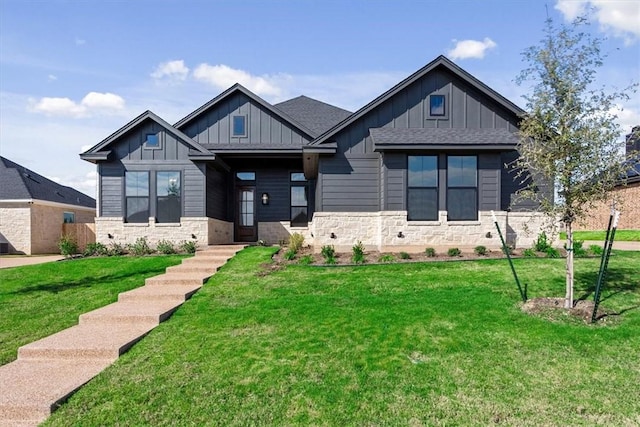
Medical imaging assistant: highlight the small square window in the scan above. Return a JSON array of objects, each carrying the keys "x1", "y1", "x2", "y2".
[
  {"x1": 232, "y1": 115, "x2": 247, "y2": 137},
  {"x1": 145, "y1": 133, "x2": 160, "y2": 148},
  {"x1": 63, "y1": 212, "x2": 75, "y2": 223},
  {"x1": 429, "y1": 95, "x2": 446, "y2": 117},
  {"x1": 290, "y1": 172, "x2": 306, "y2": 182}
]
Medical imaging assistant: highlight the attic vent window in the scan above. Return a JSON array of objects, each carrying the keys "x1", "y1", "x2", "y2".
[
  {"x1": 232, "y1": 115, "x2": 247, "y2": 137},
  {"x1": 429, "y1": 95, "x2": 446, "y2": 117},
  {"x1": 145, "y1": 133, "x2": 160, "y2": 149}
]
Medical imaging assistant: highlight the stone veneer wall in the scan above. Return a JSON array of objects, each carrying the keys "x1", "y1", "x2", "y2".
[
  {"x1": 309, "y1": 210, "x2": 551, "y2": 252},
  {"x1": 0, "y1": 203, "x2": 31, "y2": 254},
  {"x1": 95, "y1": 217, "x2": 231, "y2": 249},
  {"x1": 258, "y1": 221, "x2": 312, "y2": 245},
  {"x1": 574, "y1": 182, "x2": 640, "y2": 230}
]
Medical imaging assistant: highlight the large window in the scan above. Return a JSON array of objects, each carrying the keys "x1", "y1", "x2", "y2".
[
  {"x1": 125, "y1": 171, "x2": 149, "y2": 223},
  {"x1": 157, "y1": 171, "x2": 181, "y2": 223},
  {"x1": 408, "y1": 156, "x2": 438, "y2": 221},
  {"x1": 447, "y1": 156, "x2": 477, "y2": 221},
  {"x1": 290, "y1": 172, "x2": 308, "y2": 226}
]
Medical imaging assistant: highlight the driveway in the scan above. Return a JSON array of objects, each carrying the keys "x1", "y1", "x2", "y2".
[{"x1": 0, "y1": 255, "x2": 65, "y2": 269}]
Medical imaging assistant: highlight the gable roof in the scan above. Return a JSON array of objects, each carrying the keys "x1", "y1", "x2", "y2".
[
  {"x1": 309, "y1": 55, "x2": 525, "y2": 146},
  {"x1": 173, "y1": 84, "x2": 317, "y2": 138},
  {"x1": 370, "y1": 128, "x2": 519, "y2": 151},
  {"x1": 274, "y1": 96, "x2": 352, "y2": 136},
  {"x1": 80, "y1": 110, "x2": 210, "y2": 162},
  {"x1": 0, "y1": 156, "x2": 96, "y2": 208}
]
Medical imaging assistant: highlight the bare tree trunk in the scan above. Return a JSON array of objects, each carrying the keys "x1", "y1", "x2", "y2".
[{"x1": 565, "y1": 222, "x2": 574, "y2": 309}]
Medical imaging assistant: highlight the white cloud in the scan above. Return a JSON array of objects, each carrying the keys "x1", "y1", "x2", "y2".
[
  {"x1": 151, "y1": 60, "x2": 190, "y2": 82},
  {"x1": 555, "y1": 0, "x2": 640, "y2": 44},
  {"x1": 48, "y1": 74, "x2": 57, "y2": 81},
  {"x1": 75, "y1": 38, "x2": 86, "y2": 46},
  {"x1": 30, "y1": 92, "x2": 125, "y2": 118},
  {"x1": 447, "y1": 37, "x2": 497, "y2": 60},
  {"x1": 193, "y1": 64, "x2": 284, "y2": 98}
]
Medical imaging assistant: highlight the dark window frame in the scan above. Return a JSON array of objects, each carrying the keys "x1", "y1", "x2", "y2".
[
  {"x1": 427, "y1": 94, "x2": 448, "y2": 119},
  {"x1": 144, "y1": 133, "x2": 161, "y2": 149},
  {"x1": 447, "y1": 155, "x2": 478, "y2": 221},
  {"x1": 407, "y1": 155, "x2": 439, "y2": 221},
  {"x1": 232, "y1": 115, "x2": 247, "y2": 138},
  {"x1": 63, "y1": 212, "x2": 75, "y2": 224},
  {"x1": 125, "y1": 171, "x2": 150, "y2": 223},
  {"x1": 156, "y1": 171, "x2": 181, "y2": 223},
  {"x1": 290, "y1": 172, "x2": 308, "y2": 227}
]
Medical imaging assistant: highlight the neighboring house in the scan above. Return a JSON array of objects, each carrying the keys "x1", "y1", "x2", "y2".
[
  {"x1": 81, "y1": 55, "x2": 549, "y2": 251},
  {"x1": 0, "y1": 157, "x2": 96, "y2": 254},
  {"x1": 575, "y1": 126, "x2": 640, "y2": 231}
]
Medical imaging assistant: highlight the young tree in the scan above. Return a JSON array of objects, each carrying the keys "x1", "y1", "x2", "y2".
[{"x1": 515, "y1": 16, "x2": 637, "y2": 309}]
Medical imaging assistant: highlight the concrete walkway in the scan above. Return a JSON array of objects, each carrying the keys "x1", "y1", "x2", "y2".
[
  {"x1": 562, "y1": 240, "x2": 640, "y2": 251},
  {"x1": 0, "y1": 255, "x2": 64, "y2": 269},
  {"x1": 0, "y1": 245, "x2": 245, "y2": 426}
]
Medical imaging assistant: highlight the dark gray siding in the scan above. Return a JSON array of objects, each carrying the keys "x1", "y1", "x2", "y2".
[
  {"x1": 99, "y1": 163, "x2": 124, "y2": 217},
  {"x1": 179, "y1": 93, "x2": 312, "y2": 146},
  {"x1": 111, "y1": 118, "x2": 191, "y2": 161},
  {"x1": 183, "y1": 164, "x2": 206, "y2": 217},
  {"x1": 257, "y1": 169, "x2": 290, "y2": 222},
  {"x1": 319, "y1": 154, "x2": 379, "y2": 212},
  {"x1": 500, "y1": 151, "x2": 551, "y2": 211},
  {"x1": 206, "y1": 164, "x2": 228, "y2": 221},
  {"x1": 318, "y1": 66, "x2": 520, "y2": 212}
]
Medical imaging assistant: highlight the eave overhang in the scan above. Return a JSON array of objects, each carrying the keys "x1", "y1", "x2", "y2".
[
  {"x1": 374, "y1": 143, "x2": 516, "y2": 152},
  {"x1": 79, "y1": 151, "x2": 112, "y2": 163}
]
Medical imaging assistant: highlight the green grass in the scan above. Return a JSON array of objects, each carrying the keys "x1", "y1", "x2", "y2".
[
  {"x1": 41, "y1": 248, "x2": 640, "y2": 426},
  {"x1": 0, "y1": 255, "x2": 185, "y2": 365},
  {"x1": 559, "y1": 229, "x2": 640, "y2": 241}
]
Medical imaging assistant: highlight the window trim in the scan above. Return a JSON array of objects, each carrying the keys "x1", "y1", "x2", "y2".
[
  {"x1": 144, "y1": 133, "x2": 161, "y2": 150},
  {"x1": 232, "y1": 115, "x2": 248, "y2": 138},
  {"x1": 427, "y1": 94, "x2": 448, "y2": 119},
  {"x1": 63, "y1": 212, "x2": 75, "y2": 224},
  {"x1": 290, "y1": 171, "x2": 308, "y2": 227},
  {"x1": 446, "y1": 155, "x2": 478, "y2": 221},
  {"x1": 407, "y1": 155, "x2": 439, "y2": 221},
  {"x1": 156, "y1": 171, "x2": 181, "y2": 224}
]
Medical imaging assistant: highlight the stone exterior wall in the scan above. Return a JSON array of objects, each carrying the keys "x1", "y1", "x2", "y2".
[
  {"x1": 258, "y1": 221, "x2": 312, "y2": 245},
  {"x1": 309, "y1": 210, "x2": 552, "y2": 252},
  {"x1": 95, "y1": 217, "x2": 233, "y2": 249},
  {"x1": 0, "y1": 203, "x2": 31, "y2": 254},
  {"x1": 574, "y1": 182, "x2": 640, "y2": 230}
]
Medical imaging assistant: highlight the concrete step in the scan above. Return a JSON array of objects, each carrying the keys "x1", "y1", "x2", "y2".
[
  {"x1": 118, "y1": 284, "x2": 202, "y2": 303},
  {"x1": 181, "y1": 255, "x2": 232, "y2": 266},
  {"x1": 199, "y1": 245, "x2": 246, "y2": 254},
  {"x1": 78, "y1": 301, "x2": 181, "y2": 326},
  {"x1": 165, "y1": 263, "x2": 222, "y2": 275},
  {"x1": 18, "y1": 323, "x2": 155, "y2": 362},
  {"x1": 0, "y1": 359, "x2": 111, "y2": 426},
  {"x1": 145, "y1": 273, "x2": 209, "y2": 286}
]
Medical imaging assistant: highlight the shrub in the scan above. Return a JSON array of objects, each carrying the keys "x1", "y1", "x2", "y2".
[
  {"x1": 474, "y1": 245, "x2": 488, "y2": 256},
  {"x1": 545, "y1": 247, "x2": 560, "y2": 258},
  {"x1": 298, "y1": 255, "x2": 314, "y2": 265},
  {"x1": 425, "y1": 247, "x2": 436, "y2": 257},
  {"x1": 501, "y1": 245, "x2": 514, "y2": 255},
  {"x1": 180, "y1": 240, "x2": 197, "y2": 254},
  {"x1": 320, "y1": 245, "x2": 336, "y2": 264},
  {"x1": 107, "y1": 242, "x2": 125, "y2": 256},
  {"x1": 257, "y1": 239, "x2": 267, "y2": 246},
  {"x1": 284, "y1": 249, "x2": 296, "y2": 261},
  {"x1": 127, "y1": 237, "x2": 154, "y2": 256},
  {"x1": 352, "y1": 241, "x2": 366, "y2": 264},
  {"x1": 573, "y1": 240, "x2": 587, "y2": 257},
  {"x1": 534, "y1": 231, "x2": 552, "y2": 252},
  {"x1": 58, "y1": 235, "x2": 79, "y2": 257},
  {"x1": 378, "y1": 254, "x2": 395, "y2": 263},
  {"x1": 83, "y1": 242, "x2": 108, "y2": 257},
  {"x1": 399, "y1": 251, "x2": 411, "y2": 260},
  {"x1": 522, "y1": 248, "x2": 537, "y2": 257},
  {"x1": 447, "y1": 247, "x2": 461, "y2": 257},
  {"x1": 589, "y1": 244, "x2": 603, "y2": 256},
  {"x1": 288, "y1": 233, "x2": 305, "y2": 253},
  {"x1": 156, "y1": 239, "x2": 177, "y2": 254}
]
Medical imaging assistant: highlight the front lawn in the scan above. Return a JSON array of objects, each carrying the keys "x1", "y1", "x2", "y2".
[
  {"x1": 45, "y1": 248, "x2": 640, "y2": 426},
  {"x1": 560, "y1": 229, "x2": 640, "y2": 241},
  {"x1": 0, "y1": 255, "x2": 185, "y2": 365}
]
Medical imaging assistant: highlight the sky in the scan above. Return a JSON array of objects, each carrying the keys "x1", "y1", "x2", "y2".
[{"x1": 1, "y1": 0, "x2": 639, "y2": 197}]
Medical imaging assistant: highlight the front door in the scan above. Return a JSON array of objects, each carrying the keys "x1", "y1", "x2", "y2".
[{"x1": 235, "y1": 186, "x2": 257, "y2": 242}]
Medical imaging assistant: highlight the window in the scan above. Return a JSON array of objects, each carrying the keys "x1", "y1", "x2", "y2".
[
  {"x1": 290, "y1": 172, "x2": 308, "y2": 226},
  {"x1": 63, "y1": 212, "x2": 75, "y2": 223},
  {"x1": 145, "y1": 133, "x2": 160, "y2": 149},
  {"x1": 236, "y1": 172, "x2": 255, "y2": 181},
  {"x1": 407, "y1": 156, "x2": 438, "y2": 221},
  {"x1": 125, "y1": 171, "x2": 149, "y2": 223},
  {"x1": 232, "y1": 115, "x2": 247, "y2": 137},
  {"x1": 157, "y1": 171, "x2": 181, "y2": 223},
  {"x1": 429, "y1": 95, "x2": 446, "y2": 117},
  {"x1": 447, "y1": 156, "x2": 477, "y2": 221}
]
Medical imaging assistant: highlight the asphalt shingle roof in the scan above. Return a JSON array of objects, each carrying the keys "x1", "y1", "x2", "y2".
[
  {"x1": 274, "y1": 96, "x2": 352, "y2": 137},
  {"x1": 369, "y1": 127, "x2": 519, "y2": 147},
  {"x1": 0, "y1": 157, "x2": 96, "y2": 208}
]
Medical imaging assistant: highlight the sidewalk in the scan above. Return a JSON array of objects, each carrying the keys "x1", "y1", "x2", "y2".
[
  {"x1": 0, "y1": 255, "x2": 64, "y2": 269},
  {"x1": 571, "y1": 240, "x2": 640, "y2": 251}
]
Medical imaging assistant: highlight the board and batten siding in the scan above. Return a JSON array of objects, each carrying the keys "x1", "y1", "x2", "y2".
[
  {"x1": 206, "y1": 164, "x2": 228, "y2": 221},
  {"x1": 99, "y1": 163, "x2": 124, "y2": 217},
  {"x1": 179, "y1": 92, "x2": 312, "y2": 146},
  {"x1": 112, "y1": 119, "x2": 191, "y2": 161}
]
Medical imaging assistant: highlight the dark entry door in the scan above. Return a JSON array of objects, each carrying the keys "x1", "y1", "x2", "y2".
[{"x1": 235, "y1": 186, "x2": 257, "y2": 242}]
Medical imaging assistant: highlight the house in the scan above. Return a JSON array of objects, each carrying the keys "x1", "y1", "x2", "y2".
[
  {"x1": 0, "y1": 157, "x2": 96, "y2": 254},
  {"x1": 575, "y1": 126, "x2": 640, "y2": 231},
  {"x1": 80, "y1": 55, "x2": 549, "y2": 251}
]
